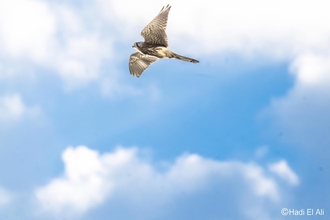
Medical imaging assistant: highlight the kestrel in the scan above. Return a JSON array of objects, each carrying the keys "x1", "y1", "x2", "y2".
[{"x1": 129, "y1": 5, "x2": 199, "y2": 77}]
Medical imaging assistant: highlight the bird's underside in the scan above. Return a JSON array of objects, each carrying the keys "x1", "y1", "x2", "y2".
[{"x1": 129, "y1": 4, "x2": 199, "y2": 78}]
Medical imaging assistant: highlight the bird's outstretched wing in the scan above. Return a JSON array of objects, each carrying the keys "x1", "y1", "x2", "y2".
[
  {"x1": 141, "y1": 5, "x2": 171, "y2": 47},
  {"x1": 129, "y1": 52, "x2": 159, "y2": 77}
]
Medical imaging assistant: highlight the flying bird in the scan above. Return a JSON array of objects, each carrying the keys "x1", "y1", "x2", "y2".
[{"x1": 129, "y1": 5, "x2": 199, "y2": 77}]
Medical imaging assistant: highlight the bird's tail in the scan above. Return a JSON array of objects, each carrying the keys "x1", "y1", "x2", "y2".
[{"x1": 171, "y1": 52, "x2": 199, "y2": 63}]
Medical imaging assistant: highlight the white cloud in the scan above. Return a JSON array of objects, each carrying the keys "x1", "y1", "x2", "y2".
[
  {"x1": 35, "y1": 146, "x2": 112, "y2": 214},
  {"x1": 0, "y1": 0, "x2": 55, "y2": 61},
  {"x1": 97, "y1": 0, "x2": 330, "y2": 106},
  {"x1": 0, "y1": 94, "x2": 25, "y2": 120},
  {"x1": 290, "y1": 53, "x2": 330, "y2": 86},
  {"x1": 35, "y1": 146, "x2": 297, "y2": 218},
  {"x1": 261, "y1": 52, "x2": 330, "y2": 162},
  {"x1": 97, "y1": 0, "x2": 330, "y2": 59},
  {"x1": 269, "y1": 160, "x2": 299, "y2": 185},
  {"x1": 0, "y1": 0, "x2": 112, "y2": 88},
  {"x1": 1, "y1": 0, "x2": 330, "y2": 98},
  {"x1": 54, "y1": 33, "x2": 111, "y2": 88},
  {"x1": 44, "y1": 4, "x2": 113, "y2": 89},
  {"x1": 0, "y1": 93, "x2": 40, "y2": 122},
  {"x1": 0, "y1": 186, "x2": 12, "y2": 206}
]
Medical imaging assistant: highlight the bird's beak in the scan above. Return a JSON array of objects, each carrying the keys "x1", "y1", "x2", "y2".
[{"x1": 132, "y1": 45, "x2": 134, "y2": 48}]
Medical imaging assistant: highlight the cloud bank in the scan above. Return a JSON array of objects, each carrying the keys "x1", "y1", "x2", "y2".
[
  {"x1": 1, "y1": 0, "x2": 330, "y2": 88},
  {"x1": 35, "y1": 146, "x2": 298, "y2": 219}
]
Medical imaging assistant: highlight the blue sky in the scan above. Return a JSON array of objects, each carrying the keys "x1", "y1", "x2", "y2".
[{"x1": 0, "y1": 0, "x2": 329, "y2": 219}]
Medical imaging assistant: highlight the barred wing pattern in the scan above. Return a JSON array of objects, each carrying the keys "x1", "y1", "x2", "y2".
[
  {"x1": 129, "y1": 52, "x2": 159, "y2": 77},
  {"x1": 141, "y1": 4, "x2": 171, "y2": 47}
]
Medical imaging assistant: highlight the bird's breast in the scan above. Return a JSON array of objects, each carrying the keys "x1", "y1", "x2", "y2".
[{"x1": 150, "y1": 46, "x2": 171, "y2": 58}]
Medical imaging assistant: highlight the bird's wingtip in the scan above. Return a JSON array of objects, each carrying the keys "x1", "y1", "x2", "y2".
[{"x1": 160, "y1": 4, "x2": 171, "y2": 12}]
